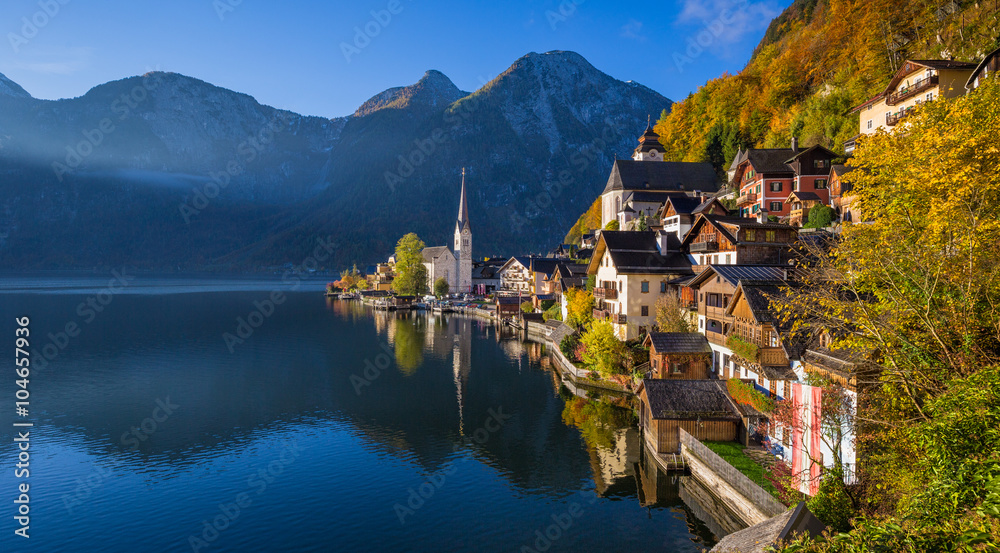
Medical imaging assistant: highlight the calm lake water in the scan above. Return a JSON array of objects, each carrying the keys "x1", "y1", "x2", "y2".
[{"x1": 0, "y1": 277, "x2": 724, "y2": 552}]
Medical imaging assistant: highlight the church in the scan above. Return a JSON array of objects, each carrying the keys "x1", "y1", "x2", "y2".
[{"x1": 422, "y1": 169, "x2": 473, "y2": 294}]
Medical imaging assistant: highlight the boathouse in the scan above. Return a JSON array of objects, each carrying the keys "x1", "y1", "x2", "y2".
[{"x1": 637, "y1": 379, "x2": 741, "y2": 454}]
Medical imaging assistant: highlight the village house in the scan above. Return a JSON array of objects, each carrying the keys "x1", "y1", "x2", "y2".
[
  {"x1": 683, "y1": 264, "x2": 791, "y2": 378},
  {"x1": 724, "y1": 280, "x2": 797, "y2": 399},
  {"x1": 472, "y1": 258, "x2": 504, "y2": 295},
  {"x1": 497, "y1": 256, "x2": 534, "y2": 293},
  {"x1": 784, "y1": 191, "x2": 825, "y2": 228},
  {"x1": 637, "y1": 379, "x2": 742, "y2": 454},
  {"x1": 372, "y1": 262, "x2": 395, "y2": 291},
  {"x1": 658, "y1": 195, "x2": 729, "y2": 240},
  {"x1": 642, "y1": 332, "x2": 713, "y2": 380},
  {"x1": 587, "y1": 230, "x2": 693, "y2": 340},
  {"x1": 681, "y1": 214, "x2": 798, "y2": 272},
  {"x1": 967, "y1": 46, "x2": 1000, "y2": 92},
  {"x1": 845, "y1": 59, "x2": 977, "y2": 152},
  {"x1": 600, "y1": 124, "x2": 719, "y2": 228},
  {"x1": 730, "y1": 142, "x2": 838, "y2": 220},
  {"x1": 828, "y1": 164, "x2": 860, "y2": 224}
]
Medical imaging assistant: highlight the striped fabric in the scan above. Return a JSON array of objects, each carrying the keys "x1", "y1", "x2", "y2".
[{"x1": 791, "y1": 382, "x2": 823, "y2": 496}]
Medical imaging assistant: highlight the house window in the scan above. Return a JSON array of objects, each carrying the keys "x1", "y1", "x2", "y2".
[
  {"x1": 641, "y1": 281, "x2": 649, "y2": 293},
  {"x1": 618, "y1": 281, "x2": 622, "y2": 292},
  {"x1": 725, "y1": 254, "x2": 731, "y2": 264},
  {"x1": 813, "y1": 159, "x2": 829, "y2": 170},
  {"x1": 652, "y1": 359, "x2": 658, "y2": 369},
  {"x1": 641, "y1": 305, "x2": 649, "y2": 316},
  {"x1": 769, "y1": 201, "x2": 782, "y2": 212},
  {"x1": 769, "y1": 181, "x2": 782, "y2": 192},
  {"x1": 926, "y1": 92, "x2": 934, "y2": 101},
  {"x1": 660, "y1": 281, "x2": 667, "y2": 293},
  {"x1": 815, "y1": 179, "x2": 828, "y2": 189},
  {"x1": 745, "y1": 229, "x2": 756, "y2": 241},
  {"x1": 867, "y1": 119, "x2": 872, "y2": 129},
  {"x1": 671, "y1": 363, "x2": 683, "y2": 374},
  {"x1": 766, "y1": 230, "x2": 776, "y2": 242},
  {"x1": 699, "y1": 319, "x2": 704, "y2": 329}
]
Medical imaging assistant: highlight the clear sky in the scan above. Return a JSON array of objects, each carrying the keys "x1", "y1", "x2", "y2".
[{"x1": 0, "y1": 0, "x2": 789, "y2": 118}]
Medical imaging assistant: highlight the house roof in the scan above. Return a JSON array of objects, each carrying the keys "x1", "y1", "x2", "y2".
[
  {"x1": 663, "y1": 196, "x2": 704, "y2": 215},
  {"x1": 644, "y1": 332, "x2": 712, "y2": 354},
  {"x1": 625, "y1": 190, "x2": 676, "y2": 204},
  {"x1": 641, "y1": 379, "x2": 742, "y2": 420},
  {"x1": 744, "y1": 149, "x2": 797, "y2": 175},
  {"x1": 634, "y1": 123, "x2": 665, "y2": 154},
  {"x1": 693, "y1": 197, "x2": 727, "y2": 215},
  {"x1": 687, "y1": 264, "x2": 790, "y2": 289},
  {"x1": 783, "y1": 144, "x2": 838, "y2": 164},
  {"x1": 829, "y1": 164, "x2": 855, "y2": 178},
  {"x1": 588, "y1": 231, "x2": 693, "y2": 275},
  {"x1": 422, "y1": 246, "x2": 454, "y2": 262},
  {"x1": 681, "y1": 214, "x2": 797, "y2": 248},
  {"x1": 967, "y1": 46, "x2": 1000, "y2": 89},
  {"x1": 710, "y1": 502, "x2": 826, "y2": 553},
  {"x1": 528, "y1": 257, "x2": 562, "y2": 277},
  {"x1": 726, "y1": 281, "x2": 784, "y2": 324},
  {"x1": 879, "y1": 59, "x2": 978, "y2": 98},
  {"x1": 786, "y1": 191, "x2": 823, "y2": 202},
  {"x1": 602, "y1": 159, "x2": 719, "y2": 195},
  {"x1": 728, "y1": 148, "x2": 747, "y2": 172}
]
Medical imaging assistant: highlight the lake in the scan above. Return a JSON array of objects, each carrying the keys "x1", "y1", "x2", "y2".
[{"x1": 0, "y1": 277, "x2": 725, "y2": 552}]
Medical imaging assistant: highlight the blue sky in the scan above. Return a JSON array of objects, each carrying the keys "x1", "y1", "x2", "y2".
[{"x1": 0, "y1": 0, "x2": 789, "y2": 118}]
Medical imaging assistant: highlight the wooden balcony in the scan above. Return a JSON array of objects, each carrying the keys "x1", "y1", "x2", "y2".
[
  {"x1": 886, "y1": 106, "x2": 918, "y2": 126},
  {"x1": 593, "y1": 308, "x2": 609, "y2": 321},
  {"x1": 760, "y1": 347, "x2": 788, "y2": 367},
  {"x1": 690, "y1": 240, "x2": 720, "y2": 253},
  {"x1": 612, "y1": 313, "x2": 627, "y2": 324},
  {"x1": 594, "y1": 287, "x2": 618, "y2": 300},
  {"x1": 737, "y1": 192, "x2": 757, "y2": 206},
  {"x1": 706, "y1": 330, "x2": 727, "y2": 346},
  {"x1": 885, "y1": 75, "x2": 937, "y2": 106}
]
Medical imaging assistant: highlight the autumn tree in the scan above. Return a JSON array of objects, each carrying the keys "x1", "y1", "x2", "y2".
[
  {"x1": 580, "y1": 320, "x2": 626, "y2": 377},
  {"x1": 776, "y1": 77, "x2": 1000, "y2": 549},
  {"x1": 392, "y1": 233, "x2": 428, "y2": 296},
  {"x1": 655, "y1": 295, "x2": 693, "y2": 332},
  {"x1": 564, "y1": 287, "x2": 594, "y2": 329}
]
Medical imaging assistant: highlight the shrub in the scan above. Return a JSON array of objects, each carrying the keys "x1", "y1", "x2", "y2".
[
  {"x1": 604, "y1": 220, "x2": 619, "y2": 230},
  {"x1": 803, "y1": 204, "x2": 836, "y2": 228},
  {"x1": 560, "y1": 334, "x2": 580, "y2": 359},
  {"x1": 543, "y1": 303, "x2": 562, "y2": 321},
  {"x1": 580, "y1": 320, "x2": 627, "y2": 376},
  {"x1": 807, "y1": 469, "x2": 857, "y2": 533},
  {"x1": 520, "y1": 301, "x2": 534, "y2": 314}
]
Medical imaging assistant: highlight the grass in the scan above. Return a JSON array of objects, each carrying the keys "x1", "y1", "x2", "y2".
[{"x1": 702, "y1": 441, "x2": 780, "y2": 498}]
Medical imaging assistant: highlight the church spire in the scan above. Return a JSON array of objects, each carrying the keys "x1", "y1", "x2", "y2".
[{"x1": 457, "y1": 167, "x2": 470, "y2": 232}]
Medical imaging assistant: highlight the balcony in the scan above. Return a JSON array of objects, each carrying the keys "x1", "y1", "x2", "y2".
[
  {"x1": 886, "y1": 105, "x2": 918, "y2": 126},
  {"x1": 885, "y1": 75, "x2": 937, "y2": 106},
  {"x1": 760, "y1": 347, "x2": 789, "y2": 367},
  {"x1": 593, "y1": 308, "x2": 609, "y2": 321},
  {"x1": 737, "y1": 192, "x2": 757, "y2": 206},
  {"x1": 611, "y1": 313, "x2": 627, "y2": 324},
  {"x1": 594, "y1": 287, "x2": 618, "y2": 300},
  {"x1": 690, "y1": 240, "x2": 719, "y2": 253},
  {"x1": 706, "y1": 330, "x2": 728, "y2": 347}
]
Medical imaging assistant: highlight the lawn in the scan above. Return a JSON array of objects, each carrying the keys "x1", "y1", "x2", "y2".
[{"x1": 701, "y1": 441, "x2": 780, "y2": 498}]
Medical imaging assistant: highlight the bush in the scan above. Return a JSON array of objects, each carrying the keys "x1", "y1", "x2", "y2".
[
  {"x1": 580, "y1": 320, "x2": 627, "y2": 376},
  {"x1": 543, "y1": 303, "x2": 562, "y2": 321},
  {"x1": 540, "y1": 299, "x2": 556, "y2": 311},
  {"x1": 604, "y1": 220, "x2": 619, "y2": 230},
  {"x1": 803, "y1": 204, "x2": 836, "y2": 228},
  {"x1": 807, "y1": 469, "x2": 857, "y2": 533},
  {"x1": 560, "y1": 334, "x2": 580, "y2": 359},
  {"x1": 520, "y1": 301, "x2": 534, "y2": 314}
]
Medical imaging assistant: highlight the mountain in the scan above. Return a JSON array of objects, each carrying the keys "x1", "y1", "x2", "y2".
[
  {"x1": 0, "y1": 51, "x2": 672, "y2": 271},
  {"x1": 656, "y1": 0, "x2": 999, "y2": 166}
]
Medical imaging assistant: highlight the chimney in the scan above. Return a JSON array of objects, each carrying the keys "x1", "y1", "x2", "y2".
[{"x1": 791, "y1": 137, "x2": 799, "y2": 152}]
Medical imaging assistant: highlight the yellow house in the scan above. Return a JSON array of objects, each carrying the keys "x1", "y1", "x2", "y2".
[
  {"x1": 845, "y1": 59, "x2": 977, "y2": 152},
  {"x1": 586, "y1": 231, "x2": 693, "y2": 341}
]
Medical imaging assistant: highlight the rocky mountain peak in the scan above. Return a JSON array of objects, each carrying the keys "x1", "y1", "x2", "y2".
[
  {"x1": 353, "y1": 69, "x2": 466, "y2": 117},
  {"x1": 0, "y1": 72, "x2": 32, "y2": 99}
]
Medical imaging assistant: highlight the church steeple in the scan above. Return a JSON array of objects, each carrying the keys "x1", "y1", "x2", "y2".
[
  {"x1": 456, "y1": 167, "x2": 470, "y2": 232},
  {"x1": 633, "y1": 116, "x2": 664, "y2": 161}
]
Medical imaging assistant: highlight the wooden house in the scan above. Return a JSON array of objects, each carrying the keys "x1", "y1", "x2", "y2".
[
  {"x1": 724, "y1": 281, "x2": 797, "y2": 399},
  {"x1": 784, "y1": 191, "x2": 824, "y2": 227},
  {"x1": 828, "y1": 165, "x2": 860, "y2": 224},
  {"x1": 495, "y1": 295, "x2": 522, "y2": 319},
  {"x1": 659, "y1": 195, "x2": 730, "y2": 240},
  {"x1": 967, "y1": 46, "x2": 1000, "y2": 92},
  {"x1": 642, "y1": 332, "x2": 713, "y2": 379},
  {"x1": 637, "y1": 379, "x2": 742, "y2": 454},
  {"x1": 681, "y1": 214, "x2": 798, "y2": 271}
]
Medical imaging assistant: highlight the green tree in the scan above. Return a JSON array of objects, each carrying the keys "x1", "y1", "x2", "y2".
[
  {"x1": 433, "y1": 277, "x2": 450, "y2": 298},
  {"x1": 392, "y1": 233, "x2": 428, "y2": 296},
  {"x1": 580, "y1": 320, "x2": 627, "y2": 376},
  {"x1": 603, "y1": 220, "x2": 619, "y2": 230},
  {"x1": 520, "y1": 301, "x2": 534, "y2": 314},
  {"x1": 565, "y1": 288, "x2": 594, "y2": 329},
  {"x1": 634, "y1": 214, "x2": 649, "y2": 231},
  {"x1": 802, "y1": 204, "x2": 836, "y2": 228}
]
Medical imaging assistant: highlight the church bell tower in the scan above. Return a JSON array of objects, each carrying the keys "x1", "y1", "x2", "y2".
[{"x1": 453, "y1": 168, "x2": 473, "y2": 294}]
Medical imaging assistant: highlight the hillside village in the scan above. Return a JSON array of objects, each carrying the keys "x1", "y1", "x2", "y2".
[{"x1": 330, "y1": 46, "x2": 1000, "y2": 550}]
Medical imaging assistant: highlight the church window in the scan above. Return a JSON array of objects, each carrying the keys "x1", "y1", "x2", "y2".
[{"x1": 641, "y1": 281, "x2": 649, "y2": 293}]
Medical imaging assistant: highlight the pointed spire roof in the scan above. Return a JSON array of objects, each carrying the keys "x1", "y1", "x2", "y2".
[
  {"x1": 634, "y1": 117, "x2": 664, "y2": 155},
  {"x1": 457, "y1": 167, "x2": 470, "y2": 232}
]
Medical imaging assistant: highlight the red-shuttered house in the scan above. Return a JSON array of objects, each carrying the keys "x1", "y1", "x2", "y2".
[{"x1": 730, "y1": 141, "x2": 838, "y2": 220}]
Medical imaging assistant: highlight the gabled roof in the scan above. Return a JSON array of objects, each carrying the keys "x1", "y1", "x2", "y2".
[
  {"x1": 422, "y1": 246, "x2": 454, "y2": 262},
  {"x1": 686, "y1": 264, "x2": 790, "y2": 289},
  {"x1": 967, "y1": 46, "x2": 1000, "y2": 89},
  {"x1": 602, "y1": 159, "x2": 719, "y2": 195},
  {"x1": 587, "y1": 231, "x2": 693, "y2": 276},
  {"x1": 725, "y1": 281, "x2": 784, "y2": 324},
  {"x1": 745, "y1": 149, "x2": 797, "y2": 175},
  {"x1": 625, "y1": 190, "x2": 675, "y2": 204},
  {"x1": 634, "y1": 122, "x2": 665, "y2": 154},
  {"x1": 785, "y1": 191, "x2": 823, "y2": 202},
  {"x1": 681, "y1": 214, "x2": 797, "y2": 248},
  {"x1": 692, "y1": 197, "x2": 728, "y2": 215},
  {"x1": 728, "y1": 148, "x2": 748, "y2": 172},
  {"x1": 644, "y1": 332, "x2": 712, "y2": 354},
  {"x1": 556, "y1": 262, "x2": 589, "y2": 278},
  {"x1": 710, "y1": 502, "x2": 826, "y2": 553},
  {"x1": 641, "y1": 379, "x2": 741, "y2": 420},
  {"x1": 662, "y1": 195, "x2": 703, "y2": 215},
  {"x1": 783, "y1": 144, "x2": 839, "y2": 164},
  {"x1": 528, "y1": 257, "x2": 562, "y2": 277},
  {"x1": 498, "y1": 256, "x2": 532, "y2": 273},
  {"x1": 829, "y1": 164, "x2": 855, "y2": 178}
]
